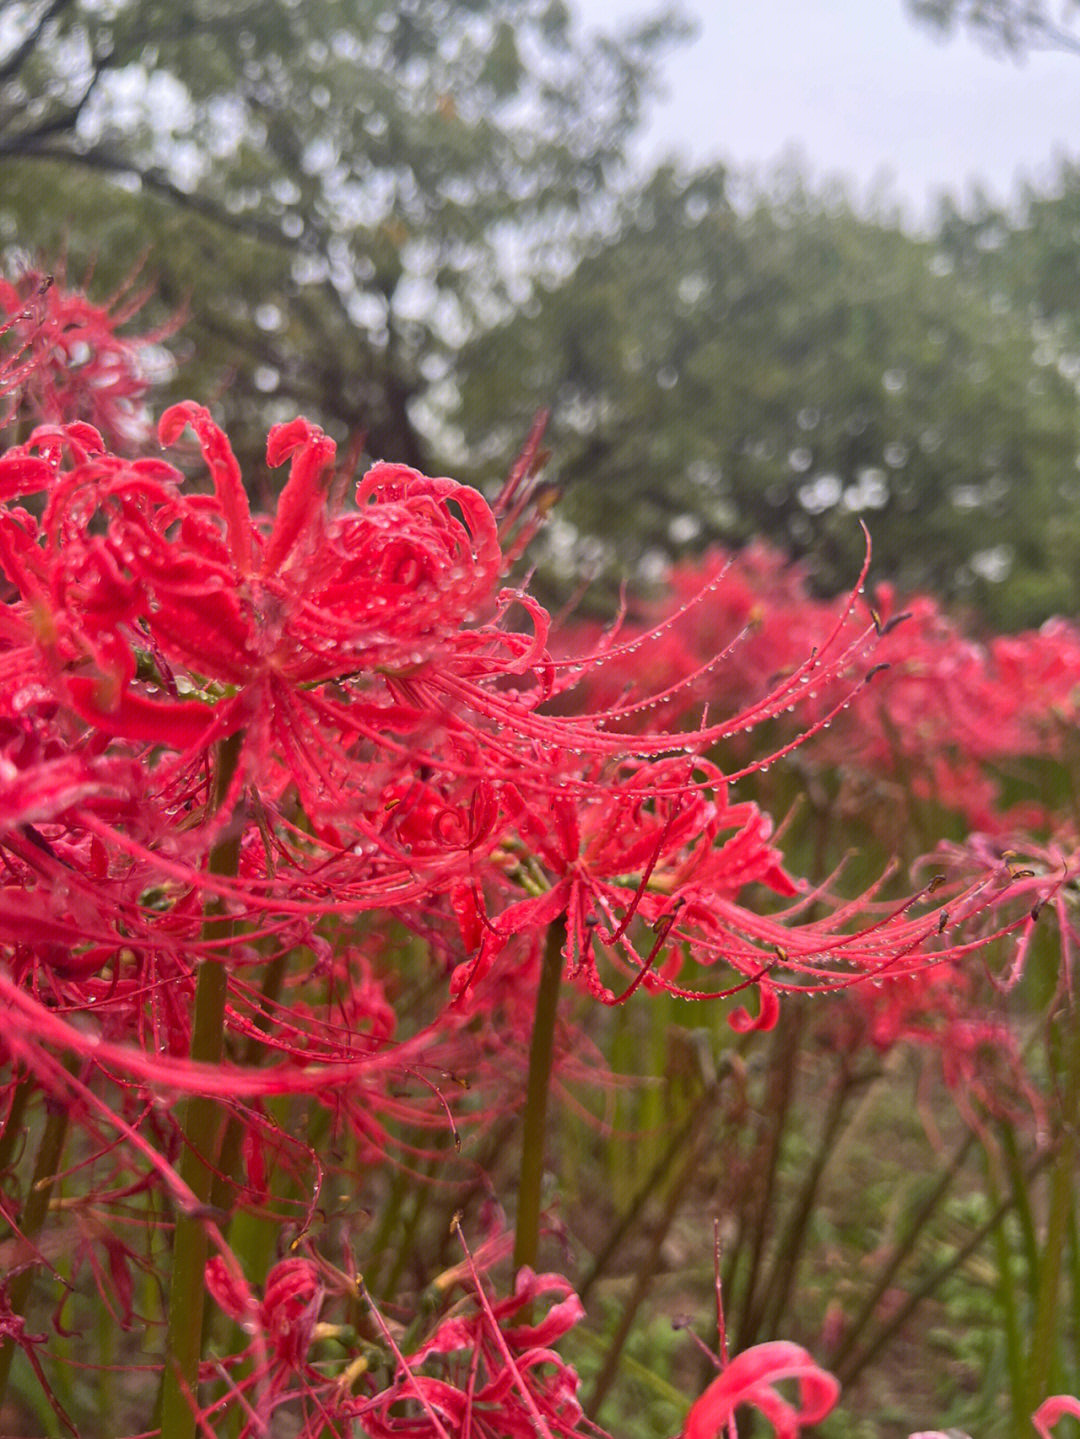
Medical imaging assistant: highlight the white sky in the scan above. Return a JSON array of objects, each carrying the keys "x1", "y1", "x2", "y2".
[{"x1": 573, "y1": 0, "x2": 1080, "y2": 226}]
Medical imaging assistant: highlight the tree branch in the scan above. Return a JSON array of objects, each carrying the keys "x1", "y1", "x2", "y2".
[
  {"x1": 0, "y1": 142, "x2": 303, "y2": 250},
  {"x1": 0, "y1": 0, "x2": 79, "y2": 86}
]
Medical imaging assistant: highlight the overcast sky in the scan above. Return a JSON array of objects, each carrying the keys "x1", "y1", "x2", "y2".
[{"x1": 573, "y1": 0, "x2": 1079, "y2": 226}]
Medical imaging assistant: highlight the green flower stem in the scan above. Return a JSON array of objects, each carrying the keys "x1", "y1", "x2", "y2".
[
  {"x1": 380, "y1": 1153, "x2": 443, "y2": 1305},
  {"x1": 828, "y1": 1128, "x2": 976, "y2": 1372},
  {"x1": 0, "y1": 1087, "x2": 71, "y2": 1401},
  {"x1": 836, "y1": 1143, "x2": 1055, "y2": 1390},
  {"x1": 0, "y1": 1069, "x2": 32, "y2": 1190},
  {"x1": 1028, "y1": 999, "x2": 1080, "y2": 1410},
  {"x1": 513, "y1": 921, "x2": 564, "y2": 1275},
  {"x1": 985, "y1": 1152, "x2": 1025, "y2": 1439},
  {"x1": 1069, "y1": 1203, "x2": 1080, "y2": 1384},
  {"x1": 159, "y1": 732, "x2": 243, "y2": 1439},
  {"x1": 585, "y1": 1093, "x2": 714, "y2": 1422},
  {"x1": 209, "y1": 948, "x2": 289, "y2": 1220},
  {"x1": 1000, "y1": 1119, "x2": 1040, "y2": 1289},
  {"x1": 363, "y1": 1162, "x2": 413, "y2": 1299}
]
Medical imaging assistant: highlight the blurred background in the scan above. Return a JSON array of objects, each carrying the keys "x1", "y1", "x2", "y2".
[
  {"x1": 3, "y1": 0, "x2": 1080, "y2": 628},
  {"x1": 5, "y1": 11, "x2": 1080, "y2": 1437}
]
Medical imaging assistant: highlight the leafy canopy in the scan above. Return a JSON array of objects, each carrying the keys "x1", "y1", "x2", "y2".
[
  {"x1": 0, "y1": 0, "x2": 687, "y2": 466},
  {"x1": 905, "y1": 0, "x2": 1080, "y2": 54},
  {"x1": 457, "y1": 161, "x2": 1080, "y2": 629}
]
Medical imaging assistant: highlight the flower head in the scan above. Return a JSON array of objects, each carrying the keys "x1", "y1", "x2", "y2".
[{"x1": 0, "y1": 262, "x2": 177, "y2": 446}]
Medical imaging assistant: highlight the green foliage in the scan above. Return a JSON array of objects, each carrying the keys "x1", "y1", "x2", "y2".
[
  {"x1": 905, "y1": 0, "x2": 1080, "y2": 56},
  {"x1": 458, "y1": 161, "x2": 1080, "y2": 628},
  {"x1": 9, "y1": 3, "x2": 1080, "y2": 628},
  {"x1": 0, "y1": 0, "x2": 688, "y2": 469}
]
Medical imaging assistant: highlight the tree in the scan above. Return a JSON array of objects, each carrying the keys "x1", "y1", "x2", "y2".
[
  {"x1": 0, "y1": 0, "x2": 687, "y2": 471},
  {"x1": 905, "y1": 0, "x2": 1080, "y2": 56},
  {"x1": 455, "y1": 162, "x2": 1080, "y2": 628}
]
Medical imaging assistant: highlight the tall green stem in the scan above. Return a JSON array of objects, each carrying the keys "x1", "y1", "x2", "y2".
[
  {"x1": 1027, "y1": 999, "x2": 1080, "y2": 1410},
  {"x1": 985, "y1": 1152, "x2": 1026, "y2": 1439},
  {"x1": 513, "y1": 922, "x2": 564, "y2": 1274},
  {"x1": 159, "y1": 732, "x2": 243, "y2": 1439},
  {"x1": 836, "y1": 1145, "x2": 1054, "y2": 1389},
  {"x1": 0, "y1": 1069, "x2": 33, "y2": 1187},
  {"x1": 828, "y1": 1128, "x2": 975, "y2": 1372},
  {"x1": 584, "y1": 1089, "x2": 716, "y2": 1422},
  {"x1": 0, "y1": 1089, "x2": 71, "y2": 1400}
]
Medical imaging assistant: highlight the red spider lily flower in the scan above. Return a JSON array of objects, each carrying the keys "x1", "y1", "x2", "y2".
[
  {"x1": 681, "y1": 1341, "x2": 840, "y2": 1439},
  {"x1": 206, "y1": 1255, "x2": 325, "y2": 1371},
  {"x1": 450, "y1": 754, "x2": 798, "y2": 1005},
  {"x1": 199, "y1": 1255, "x2": 332, "y2": 1437},
  {"x1": 0, "y1": 275, "x2": 50, "y2": 429},
  {"x1": 0, "y1": 261, "x2": 179, "y2": 447},
  {"x1": 0, "y1": 404, "x2": 519, "y2": 835},
  {"x1": 356, "y1": 1264, "x2": 589, "y2": 1439},
  {"x1": 562, "y1": 544, "x2": 1080, "y2": 838},
  {"x1": 0, "y1": 400, "x2": 1056, "y2": 1034},
  {"x1": 1033, "y1": 1395, "x2": 1080, "y2": 1439}
]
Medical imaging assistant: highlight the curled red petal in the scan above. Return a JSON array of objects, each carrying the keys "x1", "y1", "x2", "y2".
[
  {"x1": 728, "y1": 983, "x2": 780, "y2": 1033},
  {"x1": 0, "y1": 454, "x2": 55, "y2": 498},
  {"x1": 1034, "y1": 1396, "x2": 1080, "y2": 1439},
  {"x1": 205, "y1": 1256, "x2": 256, "y2": 1326},
  {"x1": 682, "y1": 1342, "x2": 840, "y2": 1439},
  {"x1": 261, "y1": 417, "x2": 336, "y2": 577},
  {"x1": 159, "y1": 401, "x2": 253, "y2": 574},
  {"x1": 65, "y1": 674, "x2": 229, "y2": 748},
  {"x1": 260, "y1": 1257, "x2": 324, "y2": 1367}
]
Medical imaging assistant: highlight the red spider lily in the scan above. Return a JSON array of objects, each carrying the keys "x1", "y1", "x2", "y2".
[
  {"x1": 1033, "y1": 1395, "x2": 1080, "y2": 1439},
  {"x1": 820, "y1": 950, "x2": 1049, "y2": 1144},
  {"x1": 450, "y1": 754, "x2": 798, "y2": 1005},
  {"x1": 0, "y1": 403, "x2": 1053, "y2": 1043},
  {"x1": 0, "y1": 405, "x2": 523, "y2": 839},
  {"x1": 355, "y1": 1263, "x2": 591, "y2": 1439},
  {"x1": 198, "y1": 1237, "x2": 594, "y2": 1439},
  {"x1": 802, "y1": 837, "x2": 1065, "y2": 1140},
  {"x1": 0, "y1": 275, "x2": 50, "y2": 429},
  {"x1": 205, "y1": 1254, "x2": 324, "y2": 1391},
  {"x1": 680, "y1": 1340, "x2": 840, "y2": 1439},
  {"x1": 562, "y1": 543, "x2": 1080, "y2": 837},
  {"x1": 0, "y1": 261, "x2": 178, "y2": 448},
  {"x1": 0, "y1": 394, "x2": 1060, "y2": 1036}
]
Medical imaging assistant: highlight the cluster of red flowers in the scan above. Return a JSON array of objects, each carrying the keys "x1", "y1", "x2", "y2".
[
  {"x1": 0, "y1": 262, "x2": 175, "y2": 449},
  {"x1": 565, "y1": 544, "x2": 1080, "y2": 837},
  {"x1": 0, "y1": 264, "x2": 1071, "y2": 1438}
]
